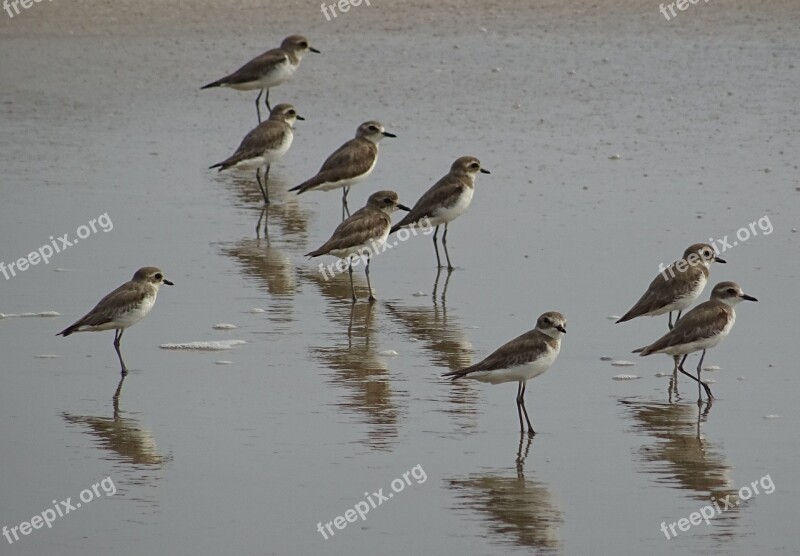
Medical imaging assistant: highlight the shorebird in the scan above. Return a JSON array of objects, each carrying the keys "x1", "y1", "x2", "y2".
[
  {"x1": 290, "y1": 121, "x2": 396, "y2": 219},
  {"x1": 444, "y1": 312, "x2": 567, "y2": 436},
  {"x1": 617, "y1": 243, "x2": 726, "y2": 330},
  {"x1": 306, "y1": 190, "x2": 410, "y2": 303},
  {"x1": 201, "y1": 35, "x2": 319, "y2": 123},
  {"x1": 634, "y1": 281, "x2": 757, "y2": 401},
  {"x1": 391, "y1": 156, "x2": 489, "y2": 269},
  {"x1": 57, "y1": 267, "x2": 174, "y2": 375},
  {"x1": 209, "y1": 103, "x2": 302, "y2": 205}
]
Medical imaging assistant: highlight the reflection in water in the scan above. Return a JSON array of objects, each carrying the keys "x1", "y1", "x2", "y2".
[
  {"x1": 220, "y1": 237, "x2": 296, "y2": 325},
  {"x1": 383, "y1": 269, "x2": 478, "y2": 432},
  {"x1": 300, "y1": 269, "x2": 406, "y2": 451},
  {"x1": 447, "y1": 435, "x2": 564, "y2": 552},
  {"x1": 620, "y1": 397, "x2": 741, "y2": 541},
  {"x1": 62, "y1": 375, "x2": 170, "y2": 467},
  {"x1": 214, "y1": 172, "x2": 311, "y2": 248}
]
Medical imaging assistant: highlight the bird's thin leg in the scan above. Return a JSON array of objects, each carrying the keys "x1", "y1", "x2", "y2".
[
  {"x1": 256, "y1": 165, "x2": 271, "y2": 205},
  {"x1": 695, "y1": 349, "x2": 713, "y2": 401},
  {"x1": 113, "y1": 329, "x2": 127, "y2": 376},
  {"x1": 433, "y1": 226, "x2": 443, "y2": 268},
  {"x1": 675, "y1": 310, "x2": 682, "y2": 324},
  {"x1": 518, "y1": 381, "x2": 535, "y2": 437},
  {"x1": 347, "y1": 259, "x2": 357, "y2": 303},
  {"x1": 341, "y1": 186, "x2": 351, "y2": 220},
  {"x1": 254, "y1": 89, "x2": 263, "y2": 123},
  {"x1": 676, "y1": 354, "x2": 711, "y2": 400},
  {"x1": 442, "y1": 223, "x2": 454, "y2": 270},
  {"x1": 365, "y1": 255, "x2": 376, "y2": 302},
  {"x1": 264, "y1": 88, "x2": 271, "y2": 112},
  {"x1": 668, "y1": 312, "x2": 674, "y2": 330},
  {"x1": 112, "y1": 373, "x2": 126, "y2": 418},
  {"x1": 515, "y1": 381, "x2": 525, "y2": 433}
]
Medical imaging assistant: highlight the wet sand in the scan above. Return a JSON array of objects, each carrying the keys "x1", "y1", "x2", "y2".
[{"x1": 1, "y1": 1, "x2": 799, "y2": 554}]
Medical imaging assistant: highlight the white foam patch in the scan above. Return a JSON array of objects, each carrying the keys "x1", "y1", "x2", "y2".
[
  {"x1": 763, "y1": 414, "x2": 780, "y2": 419},
  {"x1": 703, "y1": 365, "x2": 721, "y2": 371},
  {"x1": 245, "y1": 308, "x2": 266, "y2": 314},
  {"x1": 379, "y1": 350, "x2": 399, "y2": 356},
  {"x1": 412, "y1": 292, "x2": 426, "y2": 297},
  {"x1": 35, "y1": 354, "x2": 61, "y2": 359},
  {"x1": 160, "y1": 340, "x2": 246, "y2": 351},
  {"x1": 212, "y1": 323, "x2": 238, "y2": 330},
  {"x1": 612, "y1": 374, "x2": 641, "y2": 380},
  {"x1": 655, "y1": 372, "x2": 671, "y2": 377},
  {"x1": 0, "y1": 311, "x2": 61, "y2": 319},
  {"x1": 611, "y1": 360, "x2": 635, "y2": 367},
  {"x1": 607, "y1": 315, "x2": 621, "y2": 320},
  {"x1": 215, "y1": 360, "x2": 234, "y2": 365}
]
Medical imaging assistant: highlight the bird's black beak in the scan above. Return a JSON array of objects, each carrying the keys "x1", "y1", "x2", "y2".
[
  {"x1": 310, "y1": 47, "x2": 321, "y2": 53},
  {"x1": 741, "y1": 293, "x2": 758, "y2": 302},
  {"x1": 163, "y1": 279, "x2": 174, "y2": 286},
  {"x1": 397, "y1": 203, "x2": 411, "y2": 212},
  {"x1": 715, "y1": 257, "x2": 727, "y2": 263},
  {"x1": 480, "y1": 168, "x2": 491, "y2": 174},
  {"x1": 557, "y1": 325, "x2": 567, "y2": 334},
  {"x1": 296, "y1": 115, "x2": 305, "y2": 121},
  {"x1": 382, "y1": 132, "x2": 397, "y2": 138}
]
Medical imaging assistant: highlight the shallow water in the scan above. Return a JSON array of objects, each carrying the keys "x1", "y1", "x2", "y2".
[{"x1": 1, "y1": 2, "x2": 799, "y2": 554}]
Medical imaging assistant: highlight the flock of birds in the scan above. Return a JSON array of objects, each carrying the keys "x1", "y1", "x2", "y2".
[{"x1": 56, "y1": 35, "x2": 757, "y2": 436}]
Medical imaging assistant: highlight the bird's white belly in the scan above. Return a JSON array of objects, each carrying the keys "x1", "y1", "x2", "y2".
[
  {"x1": 317, "y1": 155, "x2": 377, "y2": 191},
  {"x1": 228, "y1": 60, "x2": 296, "y2": 91},
  {"x1": 650, "y1": 274, "x2": 707, "y2": 316},
  {"x1": 264, "y1": 132, "x2": 293, "y2": 163},
  {"x1": 430, "y1": 187, "x2": 473, "y2": 226},
  {"x1": 660, "y1": 314, "x2": 734, "y2": 356}
]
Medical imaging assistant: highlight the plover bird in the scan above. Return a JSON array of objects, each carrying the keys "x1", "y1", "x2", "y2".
[
  {"x1": 444, "y1": 312, "x2": 567, "y2": 436},
  {"x1": 391, "y1": 156, "x2": 489, "y2": 269},
  {"x1": 634, "y1": 281, "x2": 757, "y2": 401},
  {"x1": 57, "y1": 267, "x2": 174, "y2": 375},
  {"x1": 289, "y1": 121, "x2": 396, "y2": 219},
  {"x1": 306, "y1": 190, "x2": 410, "y2": 302},
  {"x1": 617, "y1": 243, "x2": 726, "y2": 330},
  {"x1": 209, "y1": 103, "x2": 302, "y2": 205},
  {"x1": 201, "y1": 35, "x2": 319, "y2": 123}
]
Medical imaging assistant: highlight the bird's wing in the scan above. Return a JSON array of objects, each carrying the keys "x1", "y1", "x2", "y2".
[
  {"x1": 444, "y1": 330, "x2": 553, "y2": 378},
  {"x1": 306, "y1": 209, "x2": 389, "y2": 257},
  {"x1": 392, "y1": 175, "x2": 466, "y2": 231},
  {"x1": 636, "y1": 302, "x2": 730, "y2": 355}
]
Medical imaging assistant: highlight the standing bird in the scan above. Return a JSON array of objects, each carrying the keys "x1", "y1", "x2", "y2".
[
  {"x1": 306, "y1": 190, "x2": 410, "y2": 303},
  {"x1": 201, "y1": 35, "x2": 319, "y2": 123},
  {"x1": 617, "y1": 243, "x2": 726, "y2": 330},
  {"x1": 444, "y1": 312, "x2": 567, "y2": 437},
  {"x1": 634, "y1": 281, "x2": 757, "y2": 402},
  {"x1": 209, "y1": 103, "x2": 302, "y2": 205},
  {"x1": 391, "y1": 156, "x2": 489, "y2": 269},
  {"x1": 57, "y1": 267, "x2": 174, "y2": 375},
  {"x1": 290, "y1": 121, "x2": 396, "y2": 220}
]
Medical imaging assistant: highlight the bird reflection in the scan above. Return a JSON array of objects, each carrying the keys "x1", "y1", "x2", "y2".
[
  {"x1": 619, "y1": 397, "x2": 741, "y2": 540},
  {"x1": 220, "y1": 237, "x2": 296, "y2": 299},
  {"x1": 447, "y1": 434, "x2": 564, "y2": 551},
  {"x1": 300, "y1": 270, "x2": 406, "y2": 451},
  {"x1": 214, "y1": 172, "x2": 311, "y2": 247},
  {"x1": 383, "y1": 270, "x2": 477, "y2": 432},
  {"x1": 61, "y1": 374, "x2": 169, "y2": 467}
]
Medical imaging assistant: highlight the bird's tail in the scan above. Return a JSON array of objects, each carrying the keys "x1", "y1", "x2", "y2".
[
  {"x1": 56, "y1": 324, "x2": 80, "y2": 337},
  {"x1": 200, "y1": 78, "x2": 225, "y2": 90},
  {"x1": 442, "y1": 367, "x2": 472, "y2": 381}
]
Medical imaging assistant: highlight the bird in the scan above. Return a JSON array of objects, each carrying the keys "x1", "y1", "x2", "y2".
[
  {"x1": 57, "y1": 267, "x2": 174, "y2": 375},
  {"x1": 391, "y1": 156, "x2": 489, "y2": 269},
  {"x1": 209, "y1": 103, "x2": 302, "y2": 205},
  {"x1": 443, "y1": 312, "x2": 567, "y2": 437},
  {"x1": 617, "y1": 243, "x2": 726, "y2": 330},
  {"x1": 201, "y1": 35, "x2": 319, "y2": 123},
  {"x1": 306, "y1": 190, "x2": 410, "y2": 303},
  {"x1": 633, "y1": 281, "x2": 757, "y2": 401},
  {"x1": 289, "y1": 121, "x2": 396, "y2": 220}
]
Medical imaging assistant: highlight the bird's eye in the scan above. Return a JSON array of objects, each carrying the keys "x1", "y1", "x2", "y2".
[
  {"x1": 155, "y1": 273, "x2": 162, "y2": 280},
  {"x1": 470, "y1": 163, "x2": 479, "y2": 169},
  {"x1": 369, "y1": 126, "x2": 378, "y2": 132},
  {"x1": 288, "y1": 110, "x2": 295, "y2": 115},
  {"x1": 728, "y1": 288, "x2": 736, "y2": 294},
  {"x1": 299, "y1": 42, "x2": 308, "y2": 48},
  {"x1": 384, "y1": 198, "x2": 392, "y2": 204}
]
